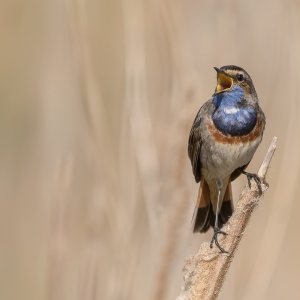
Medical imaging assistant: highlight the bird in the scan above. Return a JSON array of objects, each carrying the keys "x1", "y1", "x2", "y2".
[{"x1": 188, "y1": 65, "x2": 265, "y2": 253}]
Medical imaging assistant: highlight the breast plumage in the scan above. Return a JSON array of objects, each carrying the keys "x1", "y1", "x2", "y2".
[{"x1": 212, "y1": 85, "x2": 257, "y2": 136}]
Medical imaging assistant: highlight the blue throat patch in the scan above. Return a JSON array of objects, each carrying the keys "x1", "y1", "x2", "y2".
[{"x1": 212, "y1": 85, "x2": 257, "y2": 136}]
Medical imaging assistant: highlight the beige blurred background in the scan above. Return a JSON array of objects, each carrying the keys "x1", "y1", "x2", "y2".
[{"x1": 0, "y1": 0, "x2": 299, "y2": 299}]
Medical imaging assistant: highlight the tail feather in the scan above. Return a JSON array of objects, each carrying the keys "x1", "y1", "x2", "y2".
[
  {"x1": 220, "y1": 181, "x2": 234, "y2": 225},
  {"x1": 191, "y1": 179, "x2": 210, "y2": 233},
  {"x1": 192, "y1": 180, "x2": 234, "y2": 233}
]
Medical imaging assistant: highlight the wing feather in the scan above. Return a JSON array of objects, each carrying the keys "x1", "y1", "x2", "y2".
[{"x1": 188, "y1": 111, "x2": 202, "y2": 183}]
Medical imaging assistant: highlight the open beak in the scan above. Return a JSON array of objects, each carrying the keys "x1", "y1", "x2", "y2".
[{"x1": 213, "y1": 67, "x2": 233, "y2": 95}]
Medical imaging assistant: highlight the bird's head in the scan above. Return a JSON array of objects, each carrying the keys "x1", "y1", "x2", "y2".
[{"x1": 213, "y1": 65, "x2": 256, "y2": 96}]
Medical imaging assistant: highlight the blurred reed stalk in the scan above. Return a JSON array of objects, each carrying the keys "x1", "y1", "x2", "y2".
[
  {"x1": 147, "y1": 1, "x2": 200, "y2": 299},
  {"x1": 47, "y1": 0, "x2": 116, "y2": 299},
  {"x1": 47, "y1": 157, "x2": 73, "y2": 300}
]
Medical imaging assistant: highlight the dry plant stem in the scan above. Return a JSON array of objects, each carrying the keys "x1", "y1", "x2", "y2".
[{"x1": 177, "y1": 137, "x2": 277, "y2": 300}]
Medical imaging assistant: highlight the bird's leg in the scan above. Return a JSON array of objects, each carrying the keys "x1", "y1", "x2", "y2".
[
  {"x1": 210, "y1": 179, "x2": 228, "y2": 253},
  {"x1": 240, "y1": 170, "x2": 262, "y2": 194}
]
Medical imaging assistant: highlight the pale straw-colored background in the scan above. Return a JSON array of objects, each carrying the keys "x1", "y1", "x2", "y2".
[{"x1": 1, "y1": 0, "x2": 299, "y2": 299}]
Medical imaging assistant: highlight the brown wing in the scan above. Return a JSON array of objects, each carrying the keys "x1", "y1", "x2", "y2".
[{"x1": 188, "y1": 111, "x2": 202, "y2": 183}]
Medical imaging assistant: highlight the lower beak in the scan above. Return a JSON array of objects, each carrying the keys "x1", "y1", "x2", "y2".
[{"x1": 214, "y1": 67, "x2": 233, "y2": 94}]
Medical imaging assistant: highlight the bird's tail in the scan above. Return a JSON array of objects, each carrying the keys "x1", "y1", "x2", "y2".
[{"x1": 191, "y1": 178, "x2": 234, "y2": 233}]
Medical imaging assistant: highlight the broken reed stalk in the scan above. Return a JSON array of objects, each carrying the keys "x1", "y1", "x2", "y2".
[{"x1": 177, "y1": 137, "x2": 277, "y2": 300}]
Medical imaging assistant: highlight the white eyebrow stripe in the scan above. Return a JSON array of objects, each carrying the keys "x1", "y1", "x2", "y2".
[{"x1": 223, "y1": 107, "x2": 240, "y2": 114}]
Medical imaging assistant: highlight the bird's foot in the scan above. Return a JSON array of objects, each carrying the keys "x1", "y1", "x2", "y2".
[
  {"x1": 241, "y1": 171, "x2": 262, "y2": 194},
  {"x1": 210, "y1": 227, "x2": 228, "y2": 253}
]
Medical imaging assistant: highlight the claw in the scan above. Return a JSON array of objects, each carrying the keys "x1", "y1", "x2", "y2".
[
  {"x1": 242, "y1": 171, "x2": 262, "y2": 194},
  {"x1": 210, "y1": 227, "x2": 228, "y2": 253}
]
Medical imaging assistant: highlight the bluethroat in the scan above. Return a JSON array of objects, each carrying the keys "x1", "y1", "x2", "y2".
[{"x1": 188, "y1": 65, "x2": 266, "y2": 253}]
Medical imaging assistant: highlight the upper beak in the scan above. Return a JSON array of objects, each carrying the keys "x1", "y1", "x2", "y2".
[{"x1": 213, "y1": 67, "x2": 233, "y2": 95}]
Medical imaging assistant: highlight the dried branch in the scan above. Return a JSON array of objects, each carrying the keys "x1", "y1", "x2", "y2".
[{"x1": 177, "y1": 137, "x2": 278, "y2": 300}]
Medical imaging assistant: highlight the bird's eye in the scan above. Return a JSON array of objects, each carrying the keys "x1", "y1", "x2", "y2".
[{"x1": 237, "y1": 74, "x2": 244, "y2": 82}]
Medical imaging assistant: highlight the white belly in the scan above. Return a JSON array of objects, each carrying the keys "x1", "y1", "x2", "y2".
[{"x1": 201, "y1": 138, "x2": 261, "y2": 180}]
